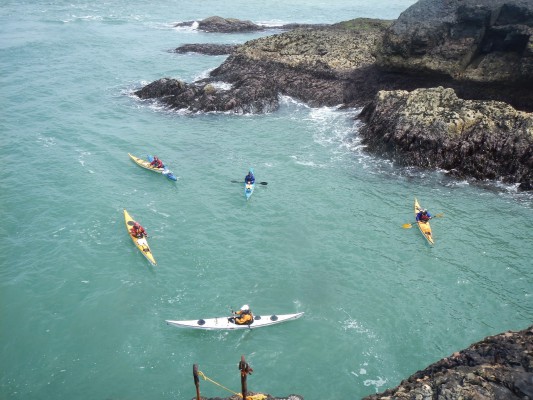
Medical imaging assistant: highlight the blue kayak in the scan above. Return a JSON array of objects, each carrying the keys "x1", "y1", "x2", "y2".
[{"x1": 244, "y1": 167, "x2": 255, "y2": 199}]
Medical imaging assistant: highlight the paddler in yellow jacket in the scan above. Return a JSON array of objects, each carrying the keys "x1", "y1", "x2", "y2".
[{"x1": 230, "y1": 304, "x2": 254, "y2": 325}]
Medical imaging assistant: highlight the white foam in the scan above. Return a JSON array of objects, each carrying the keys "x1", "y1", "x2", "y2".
[{"x1": 210, "y1": 81, "x2": 232, "y2": 91}]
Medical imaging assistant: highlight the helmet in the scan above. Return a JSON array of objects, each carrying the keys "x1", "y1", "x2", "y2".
[
  {"x1": 422, "y1": 209, "x2": 427, "y2": 214},
  {"x1": 241, "y1": 304, "x2": 249, "y2": 311}
]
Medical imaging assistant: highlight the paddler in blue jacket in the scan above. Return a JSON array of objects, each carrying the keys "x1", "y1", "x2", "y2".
[
  {"x1": 416, "y1": 209, "x2": 432, "y2": 223},
  {"x1": 244, "y1": 169, "x2": 255, "y2": 185}
]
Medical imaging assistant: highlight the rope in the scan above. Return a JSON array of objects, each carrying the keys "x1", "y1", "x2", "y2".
[
  {"x1": 197, "y1": 371, "x2": 267, "y2": 400},
  {"x1": 197, "y1": 371, "x2": 240, "y2": 396}
]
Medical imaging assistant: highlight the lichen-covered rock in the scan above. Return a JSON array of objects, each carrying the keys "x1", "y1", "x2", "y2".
[
  {"x1": 376, "y1": 0, "x2": 533, "y2": 84},
  {"x1": 363, "y1": 325, "x2": 533, "y2": 400},
  {"x1": 359, "y1": 87, "x2": 533, "y2": 190},
  {"x1": 235, "y1": 22, "x2": 390, "y2": 75}
]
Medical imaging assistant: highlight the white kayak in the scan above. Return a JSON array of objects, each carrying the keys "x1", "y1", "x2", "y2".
[{"x1": 166, "y1": 312, "x2": 304, "y2": 330}]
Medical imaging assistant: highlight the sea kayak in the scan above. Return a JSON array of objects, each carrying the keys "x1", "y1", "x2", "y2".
[
  {"x1": 123, "y1": 209, "x2": 157, "y2": 266},
  {"x1": 166, "y1": 312, "x2": 304, "y2": 330},
  {"x1": 128, "y1": 153, "x2": 177, "y2": 181},
  {"x1": 414, "y1": 198, "x2": 434, "y2": 245},
  {"x1": 244, "y1": 167, "x2": 255, "y2": 199}
]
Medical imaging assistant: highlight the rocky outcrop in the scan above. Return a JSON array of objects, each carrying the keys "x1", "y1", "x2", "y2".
[
  {"x1": 359, "y1": 87, "x2": 533, "y2": 190},
  {"x1": 136, "y1": 2, "x2": 533, "y2": 189},
  {"x1": 174, "y1": 16, "x2": 327, "y2": 33},
  {"x1": 376, "y1": 0, "x2": 533, "y2": 84},
  {"x1": 362, "y1": 325, "x2": 533, "y2": 400},
  {"x1": 136, "y1": 20, "x2": 391, "y2": 112},
  {"x1": 175, "y1": 16, "x2": 265, "y2": 33}
]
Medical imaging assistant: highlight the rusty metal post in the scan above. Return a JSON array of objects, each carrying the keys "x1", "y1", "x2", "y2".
[
  {"x1": 193, "y1": 364, "x2": 200, "y2": 400},
  {"x1": 238, "y1": 355, "x2": 253, "y2": 400}
]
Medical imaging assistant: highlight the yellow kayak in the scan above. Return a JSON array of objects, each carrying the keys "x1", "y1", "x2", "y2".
[
  {"x1": 128, "y1": 153, "x2": 177, "y2": 181},
  {"x1": 123, "y1": 209, "x2": 157, "y2": 266},
  {"x1": 414, "y1": 198, "x2": 434, "y2": 245}
]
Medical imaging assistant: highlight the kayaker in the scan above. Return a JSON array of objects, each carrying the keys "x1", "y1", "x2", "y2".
[
  {"x1": 416, "y1": 209, "x2": 432, "y2": 223},
  {"x1": 244, "y1": 170, "x2": 255, "y2": 185},
  {"x1": 150, "y1": 156, "x2": 164, "y2": 169},
  {"x1": 130, "y1": 222, "x2": 147, "y2": 238},
  {"x1": 229, "y1": 304, "x2": 254, "y2": 325}
]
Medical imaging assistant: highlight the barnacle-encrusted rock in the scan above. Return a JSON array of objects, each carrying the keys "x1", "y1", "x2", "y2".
[{"x1": 359, "y1": 87, "x2": 533, "y2": 190}]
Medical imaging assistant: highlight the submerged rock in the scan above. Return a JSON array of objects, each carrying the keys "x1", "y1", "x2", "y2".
[{"x1": 362, "y1": 325, "x2": 533, "y2": 400}]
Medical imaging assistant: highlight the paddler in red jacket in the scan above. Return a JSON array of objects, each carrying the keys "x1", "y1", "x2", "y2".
[
  {"x1": 150, "y1": 156, "x2": 164, "y2": 169},
  {"x1": 416, "y1": 209, "x2": 432, "y2": 223},
  {"x1": 130, "y1": 222, "x2": 147, "y2": 239}
]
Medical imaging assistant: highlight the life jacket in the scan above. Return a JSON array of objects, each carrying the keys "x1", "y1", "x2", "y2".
[
  {"x1": 235, "y1": 310, "x2": 253, "y2": 325},
  {"x1": 131, "y1": 225, "x2": 145, "y2": 238},
  {"x1": 419, "y1": 213, "x2": 430, "y2": 222}
]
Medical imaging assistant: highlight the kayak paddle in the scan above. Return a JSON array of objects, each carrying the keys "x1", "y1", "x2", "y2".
[{"x1": 231, "y1": 180, "x2": 268, "y2": 185}]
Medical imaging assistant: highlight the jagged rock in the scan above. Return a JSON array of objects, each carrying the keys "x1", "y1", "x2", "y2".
[
  {"x1": 134, "y1": 77, "x2": 279, "y2": 114},
  {"x1": 137, "y1": 8, "x2": 533, "y2": 189},
  {"x1": 138, "y1": 19, "x2": 391, "y2": 111},
  {"x1": 172, "y1": 44, "x2": 238, "y2": 55},
  {"x1": 376, "y1": 0, "x2": 533, "y2": 84},
  {"x1": 362, "y1": 325, "x2": 533, "y2": 400},
  {"x1": 358, "y1": 87, "x2": 533, "y2": 190}
]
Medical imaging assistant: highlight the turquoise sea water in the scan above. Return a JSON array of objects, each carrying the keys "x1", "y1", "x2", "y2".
[{"x1": 1, "y1": 1, "x2": 532, "y2": 399}]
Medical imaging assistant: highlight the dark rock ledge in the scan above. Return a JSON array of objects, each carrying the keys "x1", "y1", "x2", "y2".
[
  {"x1": 362, "y1": 325, "x2": 533, "y2": 400},
  {"x1": 172, "y1": 44, "x2": 238, "y2": 56},
  {"x1": 136, "y1": 1, "x2": 533, "y2": 189}
]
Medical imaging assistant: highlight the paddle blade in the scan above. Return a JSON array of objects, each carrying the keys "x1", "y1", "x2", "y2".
[
  {"x1": 259, "y1": 182, "x2": 268, "y2": 185},
  {"x1": 402, "y1": 223, "x2": 413, "y2": 229},
  {"x1": 434, "y1": 213, "x2": 444, "y2": 218}
]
